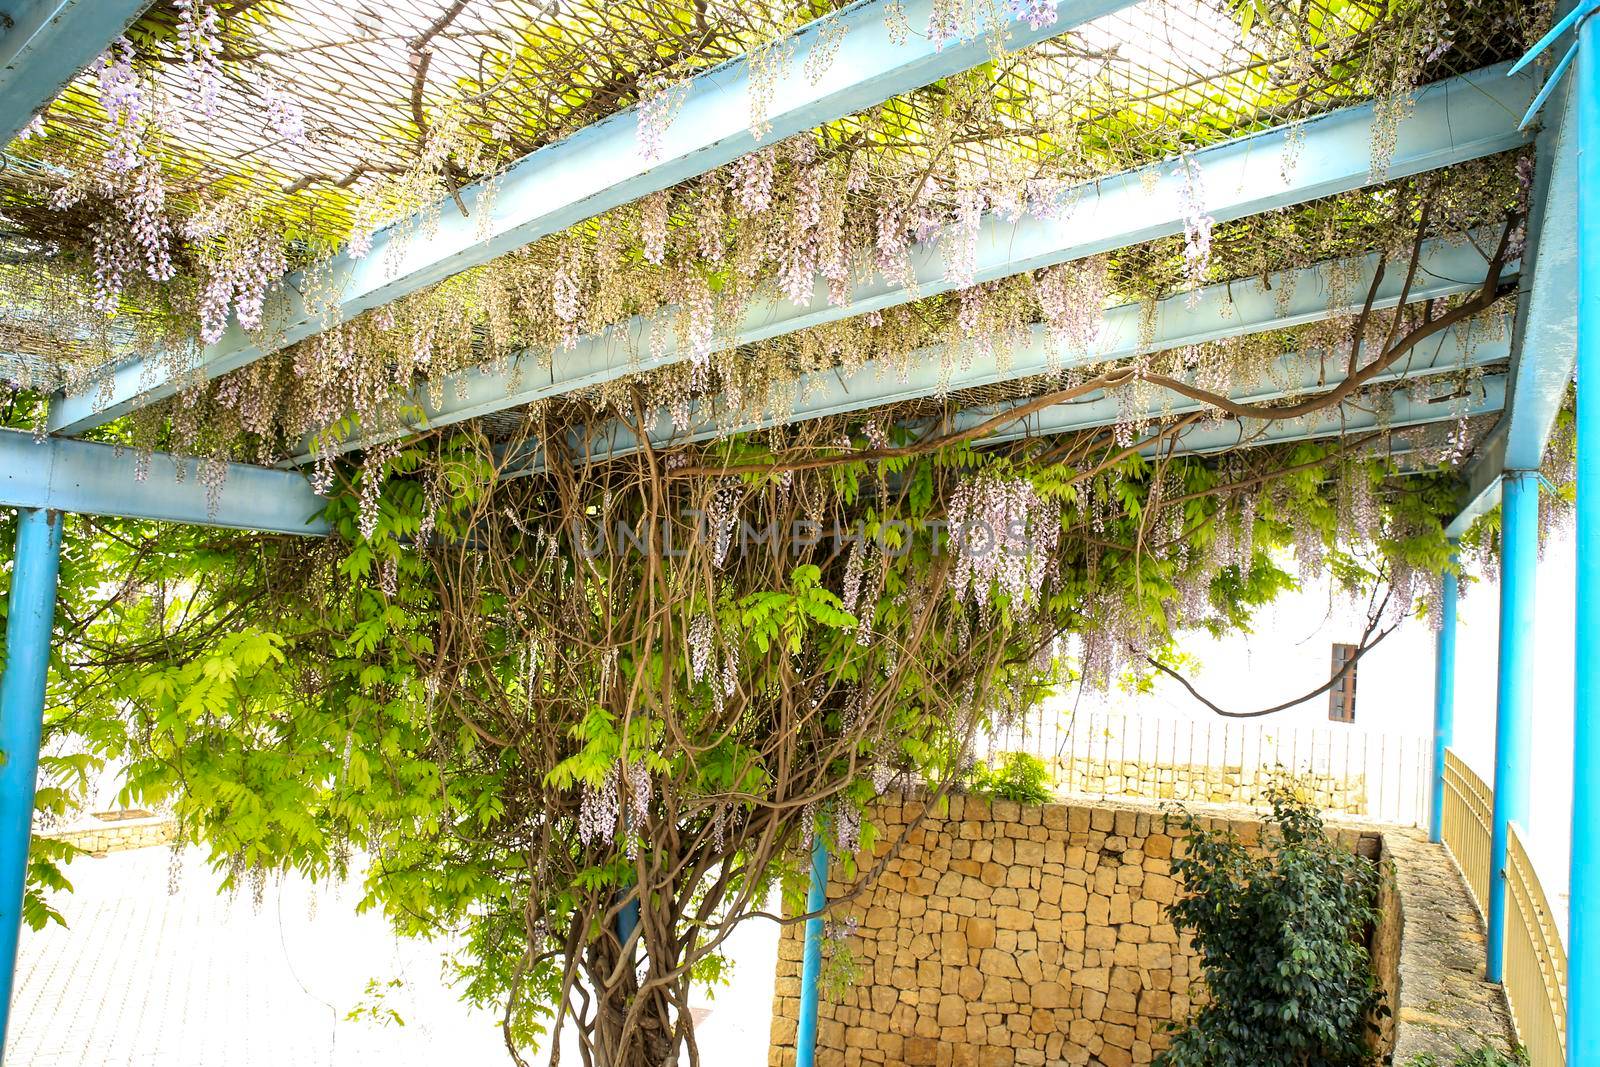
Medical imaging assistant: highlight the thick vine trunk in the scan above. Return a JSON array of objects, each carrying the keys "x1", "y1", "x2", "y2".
[{"x1": 580, "y1": 944, "x2": 683, "y2": 1067}]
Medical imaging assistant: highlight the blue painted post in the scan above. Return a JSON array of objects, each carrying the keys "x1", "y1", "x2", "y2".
[
  {"x1": 1430, "y1": 548, "x2": 1459, "y2": 844},
  {"x1": 1487, "y1": 471, "x2": 1537, "y2": 984},
  {"x1": 1570, "y1": 8, "x2": 1600, "y2": 1061},
  {"x1": 795, "y1": 833, "x2": 829, "y2": 1067},
  {"x1": 0, "y1": 508, "x2": 63, "y2": 1054},
  {"x1": 617, "y1": 891, "x2": 640, "y2": 951}
]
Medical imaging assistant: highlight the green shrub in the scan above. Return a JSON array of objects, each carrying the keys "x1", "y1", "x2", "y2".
[
  {"x1": 1158, "y1": 783, "x2": 1385, "y2": 1067},
  {"x1": 968, "y1": 751, "x2": 1054, "y2": 805}
]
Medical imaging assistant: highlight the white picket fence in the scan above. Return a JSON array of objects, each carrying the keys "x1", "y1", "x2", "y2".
[{"x1": 985, "y1": 707, "x2": 1431, "y2": 826}]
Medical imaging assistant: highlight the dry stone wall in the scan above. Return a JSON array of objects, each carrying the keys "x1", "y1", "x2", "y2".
[
  {"x1": 1060, "y1": 757, "x2": 1368, "y2": 815},
  {"x1": 768, "y1": 793, "x2": 1386, "y2": 1067},
  {"x1": 40, "y1": 813, "x2": 176, "y2": 855}
]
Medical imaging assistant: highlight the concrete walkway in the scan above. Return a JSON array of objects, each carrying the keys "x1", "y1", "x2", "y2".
[
  {"x1": 11, "y1": 845, "x2": 778, "y2": 1066},
  {"x1": 1386, "y1": 829, "x2": 1518, "y2": 1062}
]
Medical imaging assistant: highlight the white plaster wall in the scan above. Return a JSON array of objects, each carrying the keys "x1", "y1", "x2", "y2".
[{"x1": 1057, "y1": 529, "x2": 1577, "y2": 934}]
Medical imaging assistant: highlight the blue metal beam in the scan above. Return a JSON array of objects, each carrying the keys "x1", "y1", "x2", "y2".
[
  {"x1": 1126, "y1": 373, "x2": 1505, "y2": 458},
  {"x1": 1569, "y1": 5, "x2": 1600, "y2": 1059},
  {"x1": 1487, "y1": 469, "x2": 1538, "y2": 984},
  {"x1": 508, "y1": 357, "x2": 1504, "y2": 487},
  {"x1": 296, "y1": 63, "x2": 1537, "y2": 463},
  {"x1": 795, "y1": 833, "x2": 829, "y2": 1067},
  {"x1": 1443, "y1": 67, "x2": 1579, "y2": 539},
  {"x1": 48, "y1": 0, "x2": 1137, "y2": 437},
  {"x1": 1431, "y1": 548, "x2": 1458, "y2": 844},
  {"x1": 0, "y1": 0, "x2": 149, "y2": 144},
  {"x1": 0, "y1": 430, "x2": 328, "y2": 535},
  {"x1": 527, "y1": 245, "x2": 1505, "y2": 468},
  {"x1": 0, "y1": 507, "x2": 62, "y2": 1055}
]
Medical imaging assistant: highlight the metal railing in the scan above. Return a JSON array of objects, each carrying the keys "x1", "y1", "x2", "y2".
[
  {"x1": 1441, "y1": 749, "x2": 1493, "y2": 914},
  {"x1": 1440, "y1": 749, "x2": 1567, "y2": 1067},
  {"x1": 989, "y1": 708, "x2": 1430, "y2": 826},
  {"x1": 1504, "y1": 825, "x2": 1568, "y2": 1066}
]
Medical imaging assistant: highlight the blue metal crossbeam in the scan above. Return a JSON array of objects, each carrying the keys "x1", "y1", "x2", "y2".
[
  {"x1": 297, "y1": 63, "x2": 1538, "y2": 463},
  {"x1": 875, "y1": 370, "x2": 1504, "y2": 460},
  {"x1": 47, "y1": 0, "x2": 1135, "y2": 437},
  {"x1": 0, "y1": 0, "x2": 149, "y2": 144},
  {"x1": 959, "y1": 338, "x2": 1507, "y2": 456},
  {"x1": 0, "y1": 430, "x2": 328, "y2": 535},
  {"x1": 509, "y1": 327, "x2": 1504, "y2": 478},
  {"x1": 1444, "y1": 62, "x2": 1579, "y2": 539},
  {"x1": 1129, "y1": 373, "x2": 1505, "y2": 458},
  {"x1": 526, "y1": 240, "x2": 1506, "y2": 467}
]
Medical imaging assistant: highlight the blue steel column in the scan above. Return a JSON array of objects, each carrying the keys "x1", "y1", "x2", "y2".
[
  {"x1": 1430, "y1": 548, "x2": 1459, "y2": 844},
  {"x1": 1571, "y1": 7, "x2": 1600, "y2": 1060},
  {"x1": 795, "y1": 833, "x2": 829, "y2": 1067},
  {"x1": 1487, "y1": 472, "x2": 1537, "y2": 984},
  {"x1": 0, "y1": 508, "x2": 64, "y2": 1054},
  {"x1": 617, "y1": 891, "x2": 640, "y2": 950}
]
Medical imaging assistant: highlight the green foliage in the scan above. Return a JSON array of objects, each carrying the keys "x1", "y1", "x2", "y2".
[
  {"x1": 1, "y1": 383, "x2": 1476, "y2": 1062},
  {"x1": 346, "y1": 977, "x2": 408, "y2": 1028},
  {"x1": 1158, "y1": 784, "x2": 1385, "y2": 1067},
  {"x1": 819, "y1": 933, "x2": 865, "y2": 1005},
  {"x1": 967, "y1": 752, "x2": 1055, "y2": 806}
]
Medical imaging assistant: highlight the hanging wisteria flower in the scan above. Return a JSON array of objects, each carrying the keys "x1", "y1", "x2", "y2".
[
  {"x1": 176, "y1": 0, "x2": 224, "y2": 119},
  {"x1": 356, "y1": 440, "x2": 398, "y2": 541},
  {"x1": 947, "y1": 470, "x2": 1059, "y2": 609},
  {"x1": 707, "y1": 482, "x2": 740, "y2": 568},
  {"x1": 622, "y1": 758, "x2": 652, "y2": 858},
  {"x1": 928, "y1": 0, "x2": 961, "y2": 49},
  {"x1": 262, "y1": 77, "x2": 308, "y2": 146},
  {"x1": 1176, "y1": 156, "x2": 1215, "y2": 308},
  {"x1": 579, "y1": 764, "x2": 621, "y2": 847},
  {"x1": 833, "y1": 799, "x2": 861, "y2": 857},
  {"x1": 637, "y1": 77, "x2": 689, "y2": 162},
  {"x1": 841, "y1": 537, "x2": 869, "y2": 616},
  {"x1": 884, "y1": 0, "x2": 911, "y2": 43},
  {"x1": 641, "y1": 190, "x2": 670, "y2": 265},
  {"x1": 730, "y1": 148, "x2": 775, "y2": 217},
  {"x1": 803, "y1": 14, "x2": 847, "y2": 85},
  {"x1": 1008, "y1": 0, "x2": 1059, "y2": 30},
  {"x1": 94, "y1": 38, "x2": 144, "y2": 173},
  {"x1": 689, "y1": 611, "x2": 715, "y2": 682},
  {"x1": 875, "y1": 202, "x2": 912, "y2": 286},
  {"x1": 944, "y1": 186, "x2": 986, "y2": 290},
  {"x1": 1035, "y1": 256, "x2": 1108, "y2": 367},
  {"x1": 552, "y1": 241, "x2": 584, "y2": 349},
  {"x1": 196, "y1": 232, "x2": 288, "y2": 344}
]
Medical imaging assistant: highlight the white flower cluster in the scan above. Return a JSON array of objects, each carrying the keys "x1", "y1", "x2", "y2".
[
  {"x1": 689, "y1": 611, "x2": 715, "y2": 683},
  {"x1": 1176, "y1": 156, "x2": 1215, "y2": 308},
  {"x1": 947, "y1": 471, "x2": 1059, "y2": 609},
  {"x1": 579, "y1": 763, "x2": 621, "y2": 847}
]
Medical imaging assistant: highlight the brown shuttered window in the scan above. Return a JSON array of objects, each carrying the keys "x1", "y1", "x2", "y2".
[{"x1": 1329, "y1": 642, "x2": 1358, "y2": 723}]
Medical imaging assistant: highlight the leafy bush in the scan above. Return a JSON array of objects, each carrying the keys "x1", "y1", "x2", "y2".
[
  {"x1": 1158, "y1": 784, "x2": 1385, "y2": 1067},
  {"x1": 968, "y1": 751, "x2": 1054, "y2": 805}
]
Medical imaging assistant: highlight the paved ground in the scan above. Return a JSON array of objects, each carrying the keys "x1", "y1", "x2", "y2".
[
  {"x1": 11, "y1": 846, "x2": 778, "y2": 1066},
  {"x1": 1386, "y1": 829, "x2": 1517, "y2": 1063}
]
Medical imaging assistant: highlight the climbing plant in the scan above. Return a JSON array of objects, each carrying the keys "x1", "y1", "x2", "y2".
[{"x1": 8, "y1": 366, "x2": 1481, "y2": 1065}]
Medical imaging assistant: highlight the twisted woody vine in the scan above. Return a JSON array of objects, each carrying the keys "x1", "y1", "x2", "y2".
[{"x1": 0, "y1": 0, "x2": 1573, "y2": 1064}]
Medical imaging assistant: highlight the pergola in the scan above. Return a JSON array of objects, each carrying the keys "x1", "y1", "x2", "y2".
[{"x1": 0, "y1": 0, "x2": 1592, "y2": 1063}]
